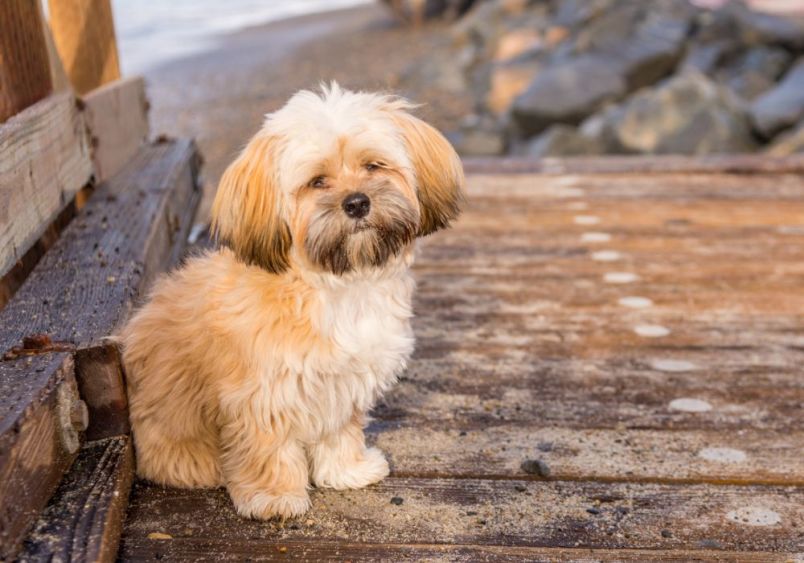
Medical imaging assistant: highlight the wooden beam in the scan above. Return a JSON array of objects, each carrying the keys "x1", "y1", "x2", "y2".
[
  {"x1": 0, "y1": 0, "x2": 53, "y2": 122},
  {"x1": 82, "y1": 76, "x2": 150, "y2": 183},
  {"x1": 21, "y1": 436, "x2": 134, "y2": 563},
  {"x1": 0, "y1": 92, "x2": 93, "y2": 279},
  {"x1": 0, "y1": 139, "x2": 200, "y2": 440},
  {"x1": 48, "y1": 0, "x2": 121, "y2": 95},
  {"x1": 0, "y1": 353, "x2": 85, "y2": 560}
]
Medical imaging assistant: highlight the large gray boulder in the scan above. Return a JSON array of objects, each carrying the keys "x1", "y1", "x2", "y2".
[
  {"x1": 510, "y1": 55, "x2": 627, "y2": 136},
  {"x1": 525, "y1": 125, "x2": 604, "y2": 158},
  {"x1": 751, "y1": 59, "x2": 804, "y2": 139},
  {"x1": 596, "y1": 71, "x2": 756, "y2": 155}
]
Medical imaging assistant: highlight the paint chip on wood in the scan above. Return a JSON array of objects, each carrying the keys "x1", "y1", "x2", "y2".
[
  {"x1": 634, "y1": 325, "x2": 670, "y2": 337},
  {"x1": 698, "y1": 447, "x2": 747, "y2": 463},
  {"x1": 581, "y1": 232, "x2": 611, "y2": 243},
  {"x1": 574, "y1": 215, "x2": 600, "y2": 225},
  {"x1": 668, "y1": 398, "x2": 712, "y2": 412},
  {"x1": 591, "y1": 250, "x2": 621, "y2": 262},
  {"x1": 725, "y1": 507, "x2": 781, "y2": 526},
  {"x1": 567, "y1": 201, "x2": 589, "y2": 210},
  {"x1": 619, "y1": 296, "x2": 653, "y2": 308},
  {"x1": 605, "y1": 272, "x2": 639, "y2": 284},
  {"x1": 651, "y1": 359, "x2": 698, "y2": 372}
]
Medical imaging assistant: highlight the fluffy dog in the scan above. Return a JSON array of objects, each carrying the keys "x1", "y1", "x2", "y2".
[{"x1": 119, "y1": 83, "x2": 463, "y2": 520}]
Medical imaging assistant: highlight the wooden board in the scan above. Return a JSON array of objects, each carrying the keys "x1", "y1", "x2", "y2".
[
  {"x1": 122, "y1": 478, "x2": 803, "y2": 555},
  {"x1": 0, "y1": 139, "x2": 200, "y2": 441},
  {"x1": 0, "y1": 353, "x2": 82, "y2": 560},
  {"x1": 0, "y1": 0, "x2": 52, "y2": 122},
  {"x1": 83, "y1": 76, "x2": 150, "y2": 183},
  {"x1": 21, "y1": 436, "x2": 134, "y2": 563},
  {"x1": 48, "y1": 0, "x2": 121, "y2": 95},
  {"x1": 0, "y1": 92, "x2": 93, "y2": 278},
  {"x1": 120, "y1": 162, "x2": 804, "y2": 559}
]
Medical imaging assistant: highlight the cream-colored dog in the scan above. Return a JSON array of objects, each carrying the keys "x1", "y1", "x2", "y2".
[{"x1": 119, "y1": 83, "x2": 463, "y2": 520}]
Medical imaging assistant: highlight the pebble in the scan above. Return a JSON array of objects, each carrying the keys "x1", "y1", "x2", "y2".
[
  {"x1": 591, "y1": 250, "x2": 622, "y2": 262},
  {"x1": 661, "y1": 529, "x2": 673, "y2": 538},
  {"x1": 668, "y1": 398, "x2": 712, "y2": 412},
  {"x1": 390, "y1": 496, "x2": 404, "y2": 505},
  {"x1": 604, "y1": 272, "x2": 639, "y2": 284},
  {"x1": 619, "y1": 296, "x2": 653, "y2": 308},
  {"x1": 514, "y1": 484, "x2": 527, "y2": 492},
  {"x1": 520, "y1": 459, "x2": 551, "y2": 478},
  {"x1": 586, "y1": 507, "x2": 601, "y2": 515}
]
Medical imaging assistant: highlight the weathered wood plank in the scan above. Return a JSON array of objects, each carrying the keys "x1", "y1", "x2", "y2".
[
  {"x1": 0, "y1": 92, "x2": 93, "y2": 278},
  {"x1": 119, "y1": 541, "x2": 797, "y2": 562},
  {"x1": 20, "y1": 436, "x2": 134, "y2": 563},
  {"x1": 0, "y1": 0, "x2": 52, "y2": 121},
  {"x1": 463, "y1": 154, "x2": 804, "y2": 175},
  {"x1": 370, "y1": 424, "x2": 804, "y2": 486},
  {"x1": 0, "y1": 139, "x2": 200, "y2": 441},
  {"x1": 48, "y1": 0, "x2": 121, "y2": 95},
  {"x1": 0, "y1": 353, "x2": 85, "y2": 560},
  {"x1": 122, "y1": 479, "x2": 804, "y2": 553},
  {"x1": 83, "y1": 76, "x2": 150, "y2": 183}
]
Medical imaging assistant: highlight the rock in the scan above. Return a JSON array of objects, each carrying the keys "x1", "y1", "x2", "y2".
[
  {"x1": 552, "y1": 0, "x2": 615, "y2": 29},
  {"x1": 390, "y1": 496, "x2": 404, "y2": 505},
  {"x1": 719, "y1": 46, "x2": 792, "y2": 101},
  {"x1": 525, "y1": 125, "x2": 603, "y2": 158},
  {"x1": 448, "y1": 117, "x2": 506, "y2": 156},
  {"x1": 493, "y1": 28, "x2": 543, "y2": 62},
  {"x1": 511, "y1": 55, "x2": 627, "y2": 136},
  {"x1": 751, "y1": 58, "x2": 804, "y2": 139},
  {"x1": 602, "y1": 71, "x2": 756, "y2": 155},
  {"x1": 520, "y1": 459, "x2": 551, "y2": 477},
  {"x1": 765, "y1": 121, "x2": 804, "y2": 156},
  {"x1": 382, "y1": 0, "x2": 476, "y2": 24},
  {"x1": 486, "y1": 59, "x2": 541, "y2": 115},
  {"x1": 730, "y1": 3, "x2": 804, "y2": 50}
]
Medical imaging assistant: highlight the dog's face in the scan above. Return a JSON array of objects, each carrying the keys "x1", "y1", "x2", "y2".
[{"x1": 211, "y1": 84, "x2": 464, "y2": 275}]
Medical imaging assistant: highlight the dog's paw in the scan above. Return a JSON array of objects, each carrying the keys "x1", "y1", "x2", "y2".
[
  {"x1": 232, "y1": 490, "x2": 311, "y2": 520},
  {"x1": 314, "y1": 447, "x2": 390, "y2": 490}
]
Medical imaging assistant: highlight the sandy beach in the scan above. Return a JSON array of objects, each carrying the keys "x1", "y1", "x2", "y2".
[{"x1": 142, "y1": 3, "x2": 473, "y2": 223}]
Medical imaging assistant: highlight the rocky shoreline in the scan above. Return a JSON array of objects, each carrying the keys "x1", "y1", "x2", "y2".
[{"x1": 410, "y1": 0, "x2": 804, "y2": 157}]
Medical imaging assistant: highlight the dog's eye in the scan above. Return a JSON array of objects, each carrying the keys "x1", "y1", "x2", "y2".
[
  {"x1": 365, "y1": 163, "x2": 381, "y2": 172},
  {"x1": 309, "y1": 176, "x2": 327, "y2": 189}
]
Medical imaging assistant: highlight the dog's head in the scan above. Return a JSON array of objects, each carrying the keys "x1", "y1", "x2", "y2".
[{"x1": 211, "y1": 83, "x2": 464, "y2": 275}]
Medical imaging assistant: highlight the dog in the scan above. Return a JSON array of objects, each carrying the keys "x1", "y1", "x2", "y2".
[{"x1": 119, "y1": 83, "x2": 464, "y2": 520}]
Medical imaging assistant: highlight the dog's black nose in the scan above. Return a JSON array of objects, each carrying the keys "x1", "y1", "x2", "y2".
[{"x1": 342, "y1": 192, "x2": 371, "y2": 219}]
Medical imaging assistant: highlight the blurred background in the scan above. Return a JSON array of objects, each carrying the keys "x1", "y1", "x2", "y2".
[{"x1": 109, "y1": 0, "x2": 804, "y2": 220}]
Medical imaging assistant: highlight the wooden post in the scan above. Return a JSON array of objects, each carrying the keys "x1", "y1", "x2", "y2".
[
  {"x1": 0, "y1": 0, "x2": 53, "y2": 122},
  {"x1": 48, "y1": 0, "x2": 121, "y2": 95}
]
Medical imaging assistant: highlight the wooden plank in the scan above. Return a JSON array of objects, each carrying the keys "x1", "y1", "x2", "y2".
[
  {"x1": 21, "y1": 436, "x2": 134, "y2": 563},
  {"x1": 0, "y1": 92, "x2": 93, "y2": 278},
  {"x1": 118, "y1": 541, "x2": 795, "y2": 562},
  {"x1": 371, "y1": 424, "x2": 804, "y2": 486},
  {"x1": 122, "y1": 479, "x2": 804, "y2": 554},
  {"x1": 0, "y1": 353, "x2": 84, "y2": 560},
  {"x1": 82, "y1": 76, "x2": 150, "y2": 183},
  {"x1": 0, "y1": 0, "x2": 52, "y2": 121},
  {"x1": 0, "y1": 139, "x2": 201, "y2": 441},
  {"x1": 48, "y1": 0, "x2": 121, "y2": 95},
  {"x1": 463, "y1": 154, "x2": 804, "y2": 175}
]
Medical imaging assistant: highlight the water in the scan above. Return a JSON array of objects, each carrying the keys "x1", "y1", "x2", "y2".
[{"x1": 111, "y1": 0, "x2": 372, "y2": 74}]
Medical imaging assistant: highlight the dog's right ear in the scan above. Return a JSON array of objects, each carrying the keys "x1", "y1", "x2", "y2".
[{"x1": 211, "y1": 134, "x2": 291, "y2": 273}]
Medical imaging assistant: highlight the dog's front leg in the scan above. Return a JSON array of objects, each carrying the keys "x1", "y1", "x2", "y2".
[
  {"x1": 310, "y1": 412, "x2": 390, "y2": 490},
  {"x1": 220, "y1": 415, "x2": 310, "y2": 520}
]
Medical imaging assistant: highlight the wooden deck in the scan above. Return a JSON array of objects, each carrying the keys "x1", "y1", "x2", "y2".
[{"x1": 120, "y1": 159, "x2": 804, "y2": 561}]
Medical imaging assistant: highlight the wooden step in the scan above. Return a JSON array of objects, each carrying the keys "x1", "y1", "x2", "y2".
[{"x1": 0, "y1": 139, "x2": 200, "y2": 559}]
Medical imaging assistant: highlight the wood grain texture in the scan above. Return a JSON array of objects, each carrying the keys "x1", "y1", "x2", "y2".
[
  {"x1": 122, "y1": 478, "x2": 803, "y2": 554},
  {"x1": 83, "y1": 76, "x2": 150, "y2": 183},
  {"x1": 0, "y1": 92, "x2": 93, "y2": 278},
  {"x1": 48, "y1": 0, "x2": 121, "y2": 95},
  {"x1": 0, "y1": 0, "x2": 52, "y2": 122},
  {"x1": 120, "y1": 165, "x2": 804, "y2": 559},
  {"x1": 0, "y1": 353, "x2": 83, "y2": 560},
  {"x1": 20, "y1": 436, "x2": 134, "y2": 563},
  {"x1": 0, "y1": 139, "x2": 200, "y2": 440}
]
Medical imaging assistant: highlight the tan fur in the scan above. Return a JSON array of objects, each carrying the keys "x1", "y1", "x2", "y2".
[{"x1": 119, "y1": 84, "x2": 464, "y2": 520}]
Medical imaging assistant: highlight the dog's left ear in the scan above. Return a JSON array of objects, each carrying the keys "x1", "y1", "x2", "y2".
[{"x1": 393, "y1": 113, "x2": 465, "y2": 236}]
